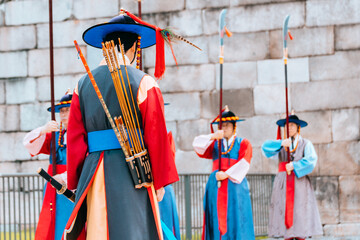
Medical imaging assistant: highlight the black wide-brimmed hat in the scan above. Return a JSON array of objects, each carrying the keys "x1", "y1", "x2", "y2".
[
  {"x1": 82, "y1": 14, "x2": 156, "y2": 49},
  {"x1": 276, "y1": 114, "x2": 308, "y2": 128},
  {"x1": 212, "y1": 110, "x2": 244, "y2": 124},
  {"x1": 47, "y1": 93, "x2": 72, "y2": 113}
]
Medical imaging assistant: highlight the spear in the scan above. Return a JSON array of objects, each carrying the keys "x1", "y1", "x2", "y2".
[
  {"x1": 283, "y1": 15, "x2": 295, "y2": 229},
  {"x1": 138, "y1": 0, "x2": 142, "y2": 70},
  {"x1": 217, "y1": 9, "x2": 232, "y2": 188}
]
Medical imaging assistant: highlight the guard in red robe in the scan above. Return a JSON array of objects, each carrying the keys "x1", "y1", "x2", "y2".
[{"x1": 63, "y1": 13, "x2": 178, "y2": 240}]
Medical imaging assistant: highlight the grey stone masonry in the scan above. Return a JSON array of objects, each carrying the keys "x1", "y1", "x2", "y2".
[
  {"x1": 215, "y1": 61, "x2": 257, "y2": 90},
  {"x1": 154, "y1": 64, "x2": 215, "y2": 93},
  {"x1": 175, "y1": 150, "x2": 212, "y2": 174},
  {"x1": 4, "y1": 0, "x2": 72, "y2": 26},
  {"x1": 6, "y1": 78, "x2": 36, "y2": 104},
  {"x1": 168, "y1": 10, "x2": 203, "y2": 37},
  {"x1": 257, "y1": 58, "x2": 309, "y2": 85},
  {"x1": 336, "y1": 24, "x2": 360, "y2": 51},
  {"x1": 332, "y1": 108, "x2": 360, "y2": 142},
  {"x1": 230, "y1": 0, "x2": 292, "y2": 6},
  {"x1": 291, "y1": 79, "x2": 360, "y2": 112},
  {"x1": 310, "y1": 51, "x2": 360, "y2": 81},
  {"x1": 187, "y1": 0, "x2": 230, "y2": 10},
  {"x1": 227, "y1": 2, "x2": 305, "y2": 33},
  {"x1": 339, "y1": 175, "x2": 360, "y2": 223},
  {"x1": 20, "y1": 102, "x2": 51, "y2": 132},
  {"x1": 0, "y1": 25, "x2": 36, "y2": 51},
  {"x1": 311, "y1": 176, "x2": 339, "y2": 224},
  {"x1": 323, "y1": 223, "x2": 360, "y2": 238},
  {"x1": 270, "y1": 27, "x2": 334, "y2": 59},
  {"x1": 306, "y1": 0, "x2": 360, "y2": 27},
  {"x1": 0, "y1": 105, "x2": 4, "y2": 132},
  {"x1": 4, "y1": 105, "x2": 20, "y2": 132},
  {"x1": 254, "y1": 83, "x2": 291, "y2": 115},
  {"x1": 73, "y1": 0, "x2": 118, "y2": 20},
  {"x1": 28, "y1": 47, "x2": 87, "y2": 77},
  {"x1": 299, "y1": 110, "x2": 332, "y2": 144},
  {"x1": 163, "y1": 92, "x2": 201, "y2": 121},
  {"x1": 318, "y1": 141, "x2": 360, "y2": 176},
  {"x1": 200, "y1": 89, "x2": 254, "y2": 119},
  {"x1": 177, "y1": 119, "x2": 211, "y2": 151},
  {"x1": 0, "y1": 132, "x2": 29, "y2": 161},
  {"x1": 208, "y1": 32, "x2": 269, "y2": 63},
  {"x1": 0, "y1": 81, "x2": 4, "y2": 104},
  {"x1": 0, "y1": 52, "x2": 27, "y2": 78}
]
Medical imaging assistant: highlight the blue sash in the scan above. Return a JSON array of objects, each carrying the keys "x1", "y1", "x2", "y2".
[{"x1": 87, "y1": 129, "x2": 121, "y2": 153}]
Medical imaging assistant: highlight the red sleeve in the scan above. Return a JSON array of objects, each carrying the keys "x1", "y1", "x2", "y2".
[
  {"x1": 36, "y1": 133, "x2": 52, "y2": 155},
  {"x1": 195, "y1": 141, "x2": 215, "y2": 159},
  {"x1": 139, "y1": 85, "x2": 179, "y2": 190},
  {"x1": 238, "y1": 138, "x2": 252, "y2": 164},
  {"x1": 66, "y1": 91, "x2": 88, "y2": 190}
]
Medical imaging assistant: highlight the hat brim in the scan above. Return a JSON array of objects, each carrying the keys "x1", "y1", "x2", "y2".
[
  {"x1": 47, "y1": 103, "x2": 71, "y2": 113},
  {"x1": 212, "y1": 119, "x2": 245, "y2": 124},
  {"x1": 83, "y1": 22, "x2": 156, "y2": 49},
  {"x1": 276, "y1": 118, "x2": 308, "y2": 128}
]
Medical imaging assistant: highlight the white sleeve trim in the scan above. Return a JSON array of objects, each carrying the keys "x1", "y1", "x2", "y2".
[
  {"x1": 225, "y1": 158, "x2": 250, "y2": 184},
  {"x1": 192, "y1": 134, "x2": 214, "y2": 155},
  {"x1": 23, "y1": 127, "x2": 46, "y2": 156}
]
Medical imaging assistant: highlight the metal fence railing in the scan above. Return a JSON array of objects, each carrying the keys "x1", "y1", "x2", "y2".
[{"x1": 0, "y1": 173, "x2": 274, "y2": 240}]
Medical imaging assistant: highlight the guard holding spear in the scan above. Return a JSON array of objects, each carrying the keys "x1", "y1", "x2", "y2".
[{"x1": 261, "y1": 15, "x2": 323, "y2": 240}]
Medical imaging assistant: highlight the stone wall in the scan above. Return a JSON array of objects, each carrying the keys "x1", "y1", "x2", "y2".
[{"x1": 0, "y1": 0, "x2": 359, "y2": 237}]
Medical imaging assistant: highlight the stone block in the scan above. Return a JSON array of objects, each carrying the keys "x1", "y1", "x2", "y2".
[
  {"x1": 73, "y1": 0, "x2": 118, "y2": 20},
  {"x1": 269, "y1": 27, "x2": 334, "y2": 59},
  {"x1": 311, "y1": 176, "x2": 339, "y2": 224},
  {"x1": 310, "y1": 51, "x2": 360, "y2": 81},
  {"x1": 6, "y1": 78, "x2": 36, "y2": 104},
  {"x1": 306, "y1": 0, "x2": 360, "y2": 27},
  {"x1": 0, "y1": 52, "x2": 27, "y2": 78},
  {"x1": 0, "y1": 7, "x2": 4, "y2": 26},
  {"x1": 318, "y1": 142, "x2": 360, "y2": 176},
  {"x1": 227, "y1": 2, "x2": 305, "y2": 33},
  {"x1": 0, "y1": 81, "x2": 4, "y2": 104},
  {"x1": 177, "y1": 119, "x2": 211, "y2": 151},
  {"x1": 332, "y1": 108, "x2": 360, "y2": 142},
  {"x1": 0, "y1": 132, "x2": 29, "y2": 161},
  {"x1": 163, "y1": 92, "x2": 201, "y2": 121},
  {"x1": 257, "y1": 58, "x2": 309, "y2": 85},
  {"x1": 236, "y1": 114, "x2": 280, "y2": 147},
  {"x1": 143, "y1": 35, "x2": 208, "y2": 68},
  {"x1": 0, "y1": 105, "x2": 4, "y2": 132},
  {"x1": 339, "y1": 175, "x2": 360, "y2": 223},
  {"x1": 200, "y1": 89, "x2": 254, "y2": 119},
  {"x1": 28, "y1": 47, "x2": 87, "y2": 77},
  {"x1": 253, "y1": 84, "x2": 291, "y2": 115},
  {"x1": 215, "y1": 61, "x2": 257, "y2": 90},
  {"x1": 299, "y1": 111, "x2": 332, "y2": 144},
  {"x1": 131, "y1": 0, "x2": 185, "y2": 14},
  {"x1": 202, "y1": 9, "x2": 223, "y2": 35},
  {"x1": 0, "y1": 25, "x2": 36, "y2": 51},
  {"x1": 230, "y1": 0, "x2": 291, "y2": 6},
  {"x1": 168, "y1": 10, "x2": 203, "y2": 37},
  {"x1": 4, "y1": 105, "x2": 19, "y2": 132},
  {"x1": 37, "y1": 19, "x2": 103, "y2": 49},
  {"x1": 291, "y1": 79, "x2": 360, "y2": 112},
  {"x1": 20, "y1": 103, "x2": 51, "y2": 132},
  {"x1": 4, "y1": 0, "x2": 72, "y2": 25},
  {"x1": 323, "y1": 223, "x2": 360, "y2": 237},
  {"x1": 336, "y1": 24, "x2": 360, "y2": 50},
  {"x1": 187, "y1": 0, "x2": 229, "y2": 10},
  {"x1": 20, "y1": 160, "x2": 48, "y2": 174},
  {"x1": 208, "y1": 32, "x2": 269, "y2": 63},
  {"x1": 37, "y1": 74, "x2": 83, "y2": 102},
  {"x1": 151, "y1": 64, "x2": 215, "y2": 93},
  {"x1": 175, "y1": 150, "x2": 212, "y2": 174},
  {"x1": 0, "y1": 162, "x2": 20, "y2": 174}
]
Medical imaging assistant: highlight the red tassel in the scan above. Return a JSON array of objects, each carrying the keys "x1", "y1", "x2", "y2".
[
  {"x1": 288, "y1": 31, "x2": 293, "y2": 40},
  {"x1": 276, "y1": 126, "x2": 282, "y2": 140},
  {"x1": 154, "y1": 29, "x2": 165, "y2": 79}
]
